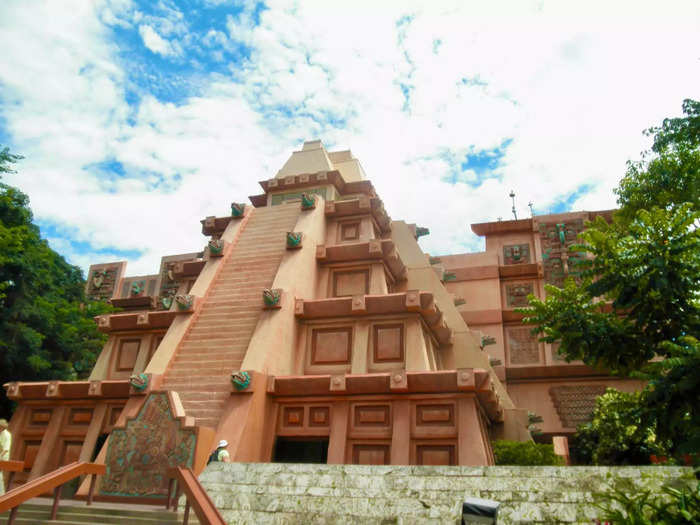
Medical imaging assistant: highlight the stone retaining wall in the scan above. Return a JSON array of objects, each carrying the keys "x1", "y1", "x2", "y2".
[{"x1": 199, "y1": 463, "x2": 696, "y2": 524}]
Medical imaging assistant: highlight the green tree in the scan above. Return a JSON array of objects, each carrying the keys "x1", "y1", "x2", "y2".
[
  {"x1": 521, "y1": 99, "x2": 700, "y2": 459},
  {"x1": 0, "y1": 146, "x2": 110, "y2": 418},
  {"x1": 616, "y1": 99, "x2": 700, "y2": 222},
  {"x1": 571, "y1": 389, "x2": 668, "y2": 466}
]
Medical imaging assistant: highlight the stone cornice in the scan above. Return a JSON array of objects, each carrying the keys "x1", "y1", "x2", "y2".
[
  {"x1": 267, "y1": 369, "x2": 504, "y2": 422},
  {"x1": 315, "y1": 239, "x2": 407, "y2": 282},
  {"x1": 294, "y1": 291, "x2": 452, "y2": 345},
  {"x1": 323, "y1": 196, "x2": 392, "y2": 234},
  {"x1": 95, "y1": 310, "x2": 178, "y2": 333},
  {"x1": 4, "y1": 379, "x2": 131, "y2": 400}
]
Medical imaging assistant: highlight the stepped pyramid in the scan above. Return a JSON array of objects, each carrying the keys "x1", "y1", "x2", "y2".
[{"x1": 5, "y1": 140, "x2": 641, "y2": 503}]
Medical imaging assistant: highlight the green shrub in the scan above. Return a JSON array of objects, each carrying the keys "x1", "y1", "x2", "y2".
[
  {"x1": 595, "y1": 482, "x2": 700, "y2": 524},
  {"x1": 492, "y1": 440, "x2": 564, "y2": 466},
  {"x1": 571, "y1": 389, "x2": 669, "y2": 466}
]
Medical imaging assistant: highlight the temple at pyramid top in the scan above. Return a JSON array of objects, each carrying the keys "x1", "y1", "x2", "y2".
[{"x1": 275, "y1": 139, "x2": 366, "y2": 182}]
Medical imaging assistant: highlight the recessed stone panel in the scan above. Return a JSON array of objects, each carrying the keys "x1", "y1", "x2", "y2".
[
  {"x1": 60, "y1": 441, "x2": 84, "y2": 466},
  {"x1": 309, "y1": 407, "x2": 330, "y2": 427},
  {"x1": 116, "y1": 339, "x2": 140, "y2": 371},
  {"x1": 311, "y1": 327, "x2": 352, "y2": 364},
  {"x1": 69, "y1": 408, "x2": 93, "y2": 425},
  {"x1": 30, "y1": 408, "x2": 52, "y2": 426},
  {"x1": 339, "y1": 221, "x2": 360, "y2": 242},
  {"x1": 416, "y1": 404, "x2": 454, "y2": 426},
  {"x1": 373, "y1": 324, "x2": 404, "y2": 363},
  {"x1": 332, "y1": 270, "x2": 369, "y2": 297},
  {"x1": 22, "y1": 440, "x2": 42, "y2": 469},
  {"x1": 107, "y1": 406, "x2": 123, "y2": 428},
  {"x1": 506, "y1": 327, "x2": 541, "y2": 365},
  {"x1": 354, "y1": 405, "x2": 390, "y2": 427},
  {"x1": 352, "y1": 444, "x2": 389, "y2": 465},
  {"x1": 416, "y1": 444, "x2": 455, "y2": 466},
  {"x1": 283, "y1": 407, "x2": 304, "y2": 427}
]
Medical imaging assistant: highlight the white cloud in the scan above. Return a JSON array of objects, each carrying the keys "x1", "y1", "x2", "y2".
[
  {"x1": 138, "y1": 24, "x2": 178, "y2": 56},
  {"x1": 0, "y1": 0, "x2": 699, "y2": 277}
]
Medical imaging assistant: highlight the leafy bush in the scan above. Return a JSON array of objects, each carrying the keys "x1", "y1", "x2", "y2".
[
  {"x1": 492, "y1": 440, "x2": 563, "y2": 466},
  {"x1": 595, "y1": 482, "x2": 700, "y2": 524},
  {"x1": 571, "y1": 389, "x2": 669, "y2": 466}
]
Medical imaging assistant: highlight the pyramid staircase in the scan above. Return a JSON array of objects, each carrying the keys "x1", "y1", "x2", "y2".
[{"x1": 161, "y1": 204, "x2": 301, "y2": 428}]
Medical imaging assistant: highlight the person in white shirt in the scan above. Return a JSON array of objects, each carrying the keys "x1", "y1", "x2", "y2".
[
  {"x1": 214, "y1": 439, "x2": 230, "y2": 463},
  {"x1": 0, "y1": 418, "x2": 11, "y2": 495}
]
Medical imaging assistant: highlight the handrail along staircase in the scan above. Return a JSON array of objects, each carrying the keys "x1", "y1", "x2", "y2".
[
  {"x1": 166, "y1": 466, "x2": 226, "y2": 525},
  {"x1": 0, "y1": 461, "x2": 105, "y2": 525}
]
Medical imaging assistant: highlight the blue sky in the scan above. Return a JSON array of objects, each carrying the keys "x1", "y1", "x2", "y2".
[{"x1": 0, "y1": 0, "x2": 698, "y2": 275}]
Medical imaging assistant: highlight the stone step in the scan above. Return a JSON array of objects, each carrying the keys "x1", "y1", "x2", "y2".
[
  {"x1": 187, "y1": 408, "x2": 225, "y2": 419},
  {"x1": 180, "y1": 340, "x2": 250, "y2": 351},
  {"x1": 192, "y1": 315, "x2": 260, "y2": 326},
  {"x1": 165, "y1": 368, "x2": 236, "y2": 378},
  {"x1": 172, "y1": 353, "x2": 247, "y2": 364},
  {"x1": 182, "y1": 399, "x2": 228, "y2": 411},
  {"x1": 206, "y1": 287, "x2": 275, "y2": 295},
  {"x1": 195, "y1": 309, "x2": 260, "y2": 318},
  {"x1": 207, "y1": 278, "x2": 279, "y2": 289},
  {"x1": 188, "y1": 320, "x2": 257, "y2": 330},
  {"x1": 163, "y1": 378, "x2": 232, "y2": 389},
  {"x1": 177, "y1": 391, "x2": 231, "y2": 401},
  {"x1": 188, "y1": 314, "x2": 260, "y2": 324},
  {"x1": 0, "y1": 501, "x2": 182, "y2": 525},
  {"x1": 196, "y1": 417, "x2": 220, "y2": 428},
  {"x1": 185, "y1": 329, "x2": 255, "y2": 341}
]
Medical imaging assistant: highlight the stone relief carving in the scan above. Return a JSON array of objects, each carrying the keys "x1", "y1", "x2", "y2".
[
  {"x1": 503, "y1": 244, "x2": 530, "y2": 265},
  {"x1": 87, "y1": 267, "x2": 119, "y2": 301},
  {"x1": 101, "y1": 392, "x2": 196, "y2": 497},
  {"x1": 539, "y1": 219, "x2": 585, "y2": 286},
  {"x1": 506, "y1": 282, "x2": 534, "y2": 308}
]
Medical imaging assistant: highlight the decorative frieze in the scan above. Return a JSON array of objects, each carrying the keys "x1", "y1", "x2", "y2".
[
  {"x1": 503, "y1": 244, "x2": 530, "y2": 265},
  {"x1": 101, "y1": 392, "x2": 196, "y2": 498},
  {"x1": 87, "y1": 266, "x2": 120, "y2": 301},
  {"x1": 539, "y1": 219, "x2": 585, "y2": 286},
  {"x1": 130, "y1": 280, "x2": 145, "y2": 297},
  {"x1": 505, "y1": 282, "x2": 534, "y2": 308}
]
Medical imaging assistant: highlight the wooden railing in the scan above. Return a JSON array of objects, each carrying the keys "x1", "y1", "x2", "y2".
[
  {"x1": 166, "y1": 466, "x2": 226, "y2": 525},
  {"x1": 0, "y1": 461, "x2": 105, "y2": 525},
  {"x1": 0, "y1": 460, "x2": 25, "y2": 493}
]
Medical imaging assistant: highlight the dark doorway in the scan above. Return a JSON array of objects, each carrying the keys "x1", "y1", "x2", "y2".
[
  {"x1": 273, "y1": 437, "x2": 329, "y2": 463},
  {"x1": 91, "y1": 433, "x2": 108, "y2": 462}
]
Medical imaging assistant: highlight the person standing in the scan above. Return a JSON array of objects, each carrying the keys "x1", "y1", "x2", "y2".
[
  {"x1": 208, "y1": 439, "x2": 230, "y2": 464},
  {"x1": 0, "y1": 418, "x2": 11, "y2": 494}
]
